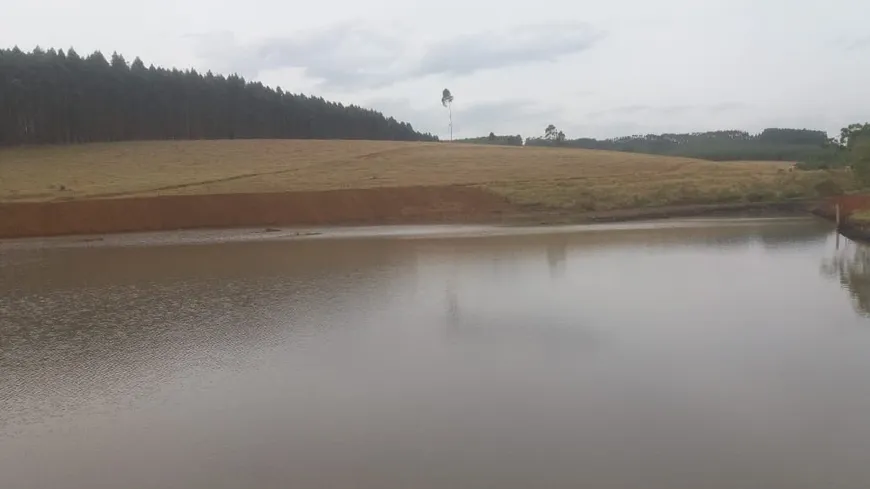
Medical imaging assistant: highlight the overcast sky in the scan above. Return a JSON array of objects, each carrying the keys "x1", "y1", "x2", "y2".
[{"x1": 4, "y1": 0, "x2": 870, "y2": 140}]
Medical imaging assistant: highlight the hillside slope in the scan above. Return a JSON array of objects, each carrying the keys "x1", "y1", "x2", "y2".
[
  {"x1": 1, "y1": 139, "x2": 835, "y2": 201},
  {"x1": 0, "y1": 140, "x2": 853, "y2": 237}
]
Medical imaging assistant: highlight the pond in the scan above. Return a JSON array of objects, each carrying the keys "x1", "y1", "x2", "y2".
[{"x1": 2, "y1": 218, "x2": 869, "y2": 489}]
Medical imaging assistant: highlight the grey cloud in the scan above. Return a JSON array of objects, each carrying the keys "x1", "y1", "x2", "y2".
[
  {"x1": 415, "y1": 23, "x2": 603, "y2": 77},
  {"x1": 846, "y1": 35, "x2": 870, "y2": 51},
  {"x1": 707, "y1": 102, "x2": 746, "y2": 113},
  {"x1": 189, "y1": 24, "x2": 405, "y2": 87},
  {"x1": 586, "y1": 104, "x2": 653, "y2": 117},
  {"x1": 453, "y1": 100, "x2": 556, "y2": 131},
  {"x1": 254, "y1": 23, "x2": 406, "y2": 88},
  {"x1": 587, "y1": 103, "x2": 746, "y2": 118},
  {"x1": 656, "y1": 105, "x2": 695, "y2": 115},
  {"x1": 191, "y1": 22, "x2": 604, "y2": 90}
]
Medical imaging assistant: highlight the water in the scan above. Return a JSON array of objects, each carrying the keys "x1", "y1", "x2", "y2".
[{"x1": 2, "y1": 218, "x2": 870, "y2": 489}]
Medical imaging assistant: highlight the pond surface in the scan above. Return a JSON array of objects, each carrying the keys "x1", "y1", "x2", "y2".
[{"x1": 2, "y1": 218, "x2": 870, "y2": 489}]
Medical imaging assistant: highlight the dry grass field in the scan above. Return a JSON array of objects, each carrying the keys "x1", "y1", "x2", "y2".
[{"x1": 0, "y1": 139, "x2": 855, "y2": 212}]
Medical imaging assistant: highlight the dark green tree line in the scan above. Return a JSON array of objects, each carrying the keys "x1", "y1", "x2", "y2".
[
  {"x1": 0, "y1": 47, "x2": 437, "y2": 146},
  {"x1": 846, "y1": 125, "x2": 870, "y2": 185},
  {"x1": 840, "y1": 123, "x2": 870, "y2": 149},
  {"x1": 526, "y1": 126, "x2": 841, "y2": 162},
  {"x1": 456, "y1": 132, "x2": 523, "y2": 146}
]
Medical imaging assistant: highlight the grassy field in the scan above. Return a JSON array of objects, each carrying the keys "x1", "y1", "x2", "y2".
[
  {"x1": 0, "y1": 139, "x2": 856, "y2": 212},
  {"x1": 850, "y1": 210, "x2": 870, "y2": 223}
]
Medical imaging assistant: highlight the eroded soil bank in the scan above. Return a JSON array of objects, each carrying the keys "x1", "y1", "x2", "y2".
[
  {"x1": 813, "y1": 195, "x2": 870, "y2": 242},
  {"x1": 0, "y1": 186, "x2": 514, "y2": 238},
  {"x1": 0, "y1": 185, "x2": 819, "y2": 239}
]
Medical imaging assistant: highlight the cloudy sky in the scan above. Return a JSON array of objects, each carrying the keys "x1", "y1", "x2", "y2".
[{"x1": 4, "y1": 0, "x2": 870, "y2": 140}]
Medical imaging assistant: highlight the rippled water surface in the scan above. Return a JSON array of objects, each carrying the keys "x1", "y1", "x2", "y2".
[{"x1": 3, "y1": 218, "x2": 870, "y2": 489}]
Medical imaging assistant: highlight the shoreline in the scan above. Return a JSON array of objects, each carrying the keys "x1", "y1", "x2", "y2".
[
  {"x1": 0, "y1": 186, "x2": 822, "y2": 240},
  {"x1": 810, "y1": 195, "x2": 870, "y2": 243},
  {"x1": 832, "y1": 223, "x2": 870, "y2": 243},
  {"x1": 508, "y1": 200, "x2": 816, "y2": 225},
  {"x1": 0, "y1": 217, "x2": 825, "y2": 251}
]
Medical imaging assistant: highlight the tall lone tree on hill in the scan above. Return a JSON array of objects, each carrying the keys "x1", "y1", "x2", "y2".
[{"x1": 441, "y1": 88, "x2": 454, "y2": 141}]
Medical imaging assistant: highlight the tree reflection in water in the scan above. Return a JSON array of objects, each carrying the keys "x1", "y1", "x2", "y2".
[
  {"x1": 822, "y1": 235, "x2": 870, "y2": 316},
  {"x1": 546, "y1": 241, "x2": 568, "y2": 279}
]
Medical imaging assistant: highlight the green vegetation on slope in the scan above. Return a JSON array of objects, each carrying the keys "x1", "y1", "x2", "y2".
[
  {"x1": 456, "y1": 125, "x2": 870, "y2": 170},
  {"x1": 525, "y1": 127, "x2": 843, "y2": 164},
  {"x1": 850, "y1": 131, "x2": 870, "y2": 186}
]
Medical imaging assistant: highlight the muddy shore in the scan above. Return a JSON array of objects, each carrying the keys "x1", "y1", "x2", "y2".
[{"x1": 0, "y1": 185, "x2": 821, "y2": 239}]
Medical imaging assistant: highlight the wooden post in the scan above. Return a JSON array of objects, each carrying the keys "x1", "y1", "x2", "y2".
[{"x1": 836, "y1": 203, "x2": 841, "y2": 229}]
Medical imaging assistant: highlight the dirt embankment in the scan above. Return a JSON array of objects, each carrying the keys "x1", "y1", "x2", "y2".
[
  {"x1": 0, "y1": 184, "x2": 821, "y2": 239},
  {"x1": 0, "y1": 186, "x2": 514, "y2": 239},
  {"x1": 0, "y1": 140, "x2": 846, "y2": 238},
  {"x1": 813, "y1": 195, "x2": 870, "y2": 242},
  {"x1": 814, "y1": 195, "x2": 870, "y2": 219}
]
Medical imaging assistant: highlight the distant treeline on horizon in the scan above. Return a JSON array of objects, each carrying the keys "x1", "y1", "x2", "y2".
[
  {"x1": 527, "y1": 128, "x2": 841, "y2": 163},
  {"x1": 460, "y1": 129, "x2": 845, "y2": 166},
  {"x1": 0, "y1": 46, "x2": 858, "y2": 169},
  {"x1": 0, "y1": 47, "x2": 438, "y2": 146}
]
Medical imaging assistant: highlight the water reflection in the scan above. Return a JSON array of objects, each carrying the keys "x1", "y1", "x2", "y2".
[
  {"x1": 407, "y1": 218, "x2": 832, "y2": 257},
  {"x1": 546, "y1": 241, "x2": 567, "y2": 278},
  {"x1": 5, "y1": 218, "x2": 870, "y2": 489},
  {"x1": 0, "y1": 239, "x2": 420, "y2": 433},
  {"x1": 822, "y1": 236, "x2": 870, "y2": 316}
]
